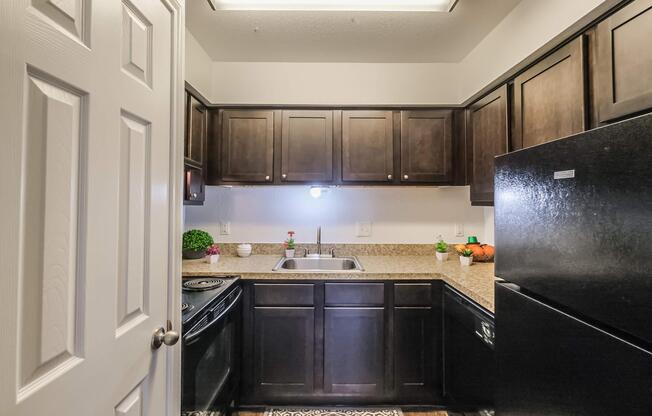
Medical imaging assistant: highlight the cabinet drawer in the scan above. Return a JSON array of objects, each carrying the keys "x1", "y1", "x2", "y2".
[
  {"x1": 325, "y1": 283, "x2": 385, "y2": 306},
  {"x1": 254, "y1": 284, "x2": 314, "y2": 306},
  {"x1": 395, "y1": 283, "x2": 432, "y2": 306}
]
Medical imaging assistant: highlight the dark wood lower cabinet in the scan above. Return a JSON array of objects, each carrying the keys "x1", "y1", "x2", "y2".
[
  {"x1": 324, "y1": 307, "x2": 385, "y2": 397},
  {"x1": 253, "y1": 307, "x2": 315, "y2": 399},
  {"x1": 240, "y1": 280, "x2": 447, "y2": 406}
]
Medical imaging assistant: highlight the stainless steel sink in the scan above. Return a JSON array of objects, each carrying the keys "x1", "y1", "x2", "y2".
[{"x1": 272, "y1": 256, "x2": 364, "y2": 272}]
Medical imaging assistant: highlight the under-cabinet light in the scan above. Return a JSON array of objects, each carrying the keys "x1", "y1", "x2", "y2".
[{"x1": 210, "y1": 0, "x2": 459, "y2": 12}]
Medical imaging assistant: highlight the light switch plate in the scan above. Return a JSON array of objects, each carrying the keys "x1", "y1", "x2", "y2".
[
  {"x1": 219, "y1": 222, "x2": 231, "y2": 235},
  {"x1": 356, "y1": 222, "x2": 372, "y2": 237}
]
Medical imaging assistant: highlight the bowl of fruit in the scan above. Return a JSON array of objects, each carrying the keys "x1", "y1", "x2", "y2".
[{"x1": 454, "y1": 236, "x2": 495, "y2": 262}]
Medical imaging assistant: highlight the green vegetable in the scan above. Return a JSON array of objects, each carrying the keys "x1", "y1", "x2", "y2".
[
  {"x1": 461, "y1": 249, "x2": 474, "y2": 257},
  {"x1": 183, "y1": 229, "x2": 214, "y2": 252},
  {"x1": 435, "y1": 239, "x2": 448, "y2": 253}
]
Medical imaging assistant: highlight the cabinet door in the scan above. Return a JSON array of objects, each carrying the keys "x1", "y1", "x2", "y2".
[
  {"x1": 324, "y1": 307, "x2": 385, "y2": 397},
  {"x1": 513, "y1": 36, "x2": 587, "y2": 150},
  {"x1": 400, "y1": 110, "x2": 453, "y2": 183},
  {"x1": 281, "y1": 110, "x2": 333, "y2": 182},
  {"x1": 342, "y1": 111, "x2": 394, "y2": 182},
  {"x1": 221, "y1": 110, "x2": 274, "y2": 183},
  {"x1": 394, "y1": 307, "x2": 438, "y2": 402},
  {"x1": 467, "y1": 85, "x2": 509, "y2": 206},
  {"x1": 596, "y1": 0, "x2": 652, "y2": 123},
  {"x1": 253, "y1": 307, "x2": 315, "y2": 398},
  {"x1": 183, "y1": 165, "x2": 204, "y2": 205},
  {"x1": 185, "y1": 94, "x2": 206, "y2": 167}
]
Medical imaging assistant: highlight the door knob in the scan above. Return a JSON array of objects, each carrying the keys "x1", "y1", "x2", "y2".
[
  {"x1": 282, "y1": 174, "x2": 287, "y2": 179},
  {"x1": 403, "y1": 174, "x2": 409, "y2": 180},
  {"x1": 151, "y1": 322, "x2": 179, "y2": 349},
  {"x1": 387, "y1": 174, "x2": 392, "y2": 180},
  {"x1": 265, "y1": 175, "x2": 271, "y2": 181}
]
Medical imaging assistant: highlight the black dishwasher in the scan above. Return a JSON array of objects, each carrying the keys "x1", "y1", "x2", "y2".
[{"x1": 443, "y1": 285, "x2": 495, "y2": 412}]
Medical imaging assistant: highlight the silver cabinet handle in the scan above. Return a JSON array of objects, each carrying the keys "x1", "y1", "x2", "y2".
[
  {"x1": 191, "y1": 192, "x2": 198, "y2": 199},
  {"x1": 403, "y1": 174, "x2": 409, "y2": 180},
  {"x1": 387, "y1": 174, "x2": 392, "y2": 180},
  {"x1": 282, "y1": 174, "x2": 287, "y2": 179},
  {"x1": 151, "y1": 322, "x2": 179, "y2": 349}
]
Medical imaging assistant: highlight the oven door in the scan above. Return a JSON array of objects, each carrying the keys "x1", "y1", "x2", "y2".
[{"x1": 182, "y1": 286, "x2": 242, "y2": 413}]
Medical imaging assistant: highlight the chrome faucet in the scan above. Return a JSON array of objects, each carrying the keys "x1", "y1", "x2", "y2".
[{"x1": 316, "y1": 226, "x2": 322, "y2": 256}]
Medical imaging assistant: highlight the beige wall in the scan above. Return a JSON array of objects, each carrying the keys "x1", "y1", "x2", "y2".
[
  {"x1": 185, "y1": 29, "x2": 213, "y2": 98},
  {"x1": 210, "y1": 62, "x2": 460, "y2": 105}
]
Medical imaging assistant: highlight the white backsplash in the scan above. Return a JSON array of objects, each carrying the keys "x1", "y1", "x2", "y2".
[{"x1": 184, "y1": 186, "x2": 491, "y2": 245}]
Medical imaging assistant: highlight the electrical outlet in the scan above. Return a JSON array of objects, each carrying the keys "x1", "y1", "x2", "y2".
[
  {"x1": 356, "y1": 222, "x2": 372, "y2": 237},
  {"x1": 219, "y1": 222, "x2": 231, "y2": 235},
  {"x1": 455, "y1": 223, "x2": 464, "y2": 237}
]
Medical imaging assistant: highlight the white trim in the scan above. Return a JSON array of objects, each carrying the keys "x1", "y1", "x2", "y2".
[{"x1": 163, "y1": 0, "x2": 184, "y2": 415}]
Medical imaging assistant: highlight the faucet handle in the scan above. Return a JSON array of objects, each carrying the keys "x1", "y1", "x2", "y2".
[{"x1": 329, "y1": 248, "x2": 336, "y2": 258}]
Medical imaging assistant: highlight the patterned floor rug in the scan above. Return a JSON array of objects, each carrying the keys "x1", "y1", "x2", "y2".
[{"x1": 264, "y1": 408, "x2": 404, "y2": 416}]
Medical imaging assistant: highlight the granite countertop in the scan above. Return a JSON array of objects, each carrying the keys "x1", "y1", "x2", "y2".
[{"x1": 183, "y1": 254, "x2": 498, "y2": 312}]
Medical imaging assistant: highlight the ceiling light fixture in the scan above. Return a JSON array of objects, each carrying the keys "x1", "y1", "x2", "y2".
[{"x1": 210, "y1": 0, "x2": 459, "y2": 12}]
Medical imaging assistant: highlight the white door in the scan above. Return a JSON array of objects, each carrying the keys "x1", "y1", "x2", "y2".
[{"x1": 0, "y1": 1, "x2": 184, "y2": 415}]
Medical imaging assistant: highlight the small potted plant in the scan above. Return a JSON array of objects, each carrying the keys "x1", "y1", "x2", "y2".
[
  {"x1": 205, "y1": 244, "x2": 221, "y2": 264},
  {"x1": 283, "y1": 231, "x2": 296, "y2": 258},
  {"x1": 182, "y1": 229, "x2": 214, "y2": 259},
  {"x1": 435, "y1": 239, "x2": 449, "y2": 261},
  {"x1": 459, "y1": 249, "x2": 474, "y2": 266}
]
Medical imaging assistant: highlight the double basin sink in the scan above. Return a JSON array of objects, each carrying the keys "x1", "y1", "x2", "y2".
[{"x1": 272, "y1": 256, "x2": 364, "y2": 272}]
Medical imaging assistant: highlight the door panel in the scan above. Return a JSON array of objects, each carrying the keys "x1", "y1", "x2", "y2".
[
  {"x1": 596, "y1": 0, "x2": 652, "y2": 122},
  {"x1": 400, "y1": 110, "x2": 453, "y2": 183},
  {"x1": 221, "y1": 110, "x2": 275, "y2": 183},
  {"x1": 467, "y1": 85, "x2": 509, "y2": 205},
  {"x1": 496, "y1": 283, "x2": 652, "y2": 415},
  {"x1": 0, "y1": 0, "x2": 180, "y2": 415},
  {"x1": 185, "y1": 94, "x2": 206, "y2": 167},
  {"x1": 254, "y1": 307, "x2": 315, "y2": 398},
  {"x1": 324, "y1": 307, "x2": 385, "y2": 396},
  {"x1": 513, "y1": 36, "x2": 587, "y2": 149},
  {"x1": 281, "y1": 110, "x2": 333, "y2": 182},
  {"x1": 394, "y1": 307, "x2": 437, "y2": 402},
  {"x1": 341, "y1": 111, "x2": 394, "y2": 182}
]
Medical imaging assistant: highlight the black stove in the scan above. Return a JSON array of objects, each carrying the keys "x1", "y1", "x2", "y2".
[{"x1": 182, "y1": 275, "x2": 239, "y2": 327}]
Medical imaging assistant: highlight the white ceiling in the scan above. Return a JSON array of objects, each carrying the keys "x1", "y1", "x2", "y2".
[{"x1": 187, "y1": 0, "x2": 522, "y2": 63}]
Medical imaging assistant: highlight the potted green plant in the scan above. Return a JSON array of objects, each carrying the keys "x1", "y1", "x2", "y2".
[
  {"x1": 182, "y1": 229, "x2": 214, "y2": 259},
  {"x1": 283, "y1": 231, "x2": 296, "y2": 258},
  {"x1": 435, "y1": 239, "x2": 449, "y2": 261},
  {"x1": 205, "y1": 244, "x2": 221, "y2": 264},
  {"x1": 459, "y1": 249, "x2": 474, "y2": 266}
]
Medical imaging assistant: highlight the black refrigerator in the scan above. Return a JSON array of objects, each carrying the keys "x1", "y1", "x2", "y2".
[{"x1": 494, "y1": 113, "x2": 652, "y2": 415}]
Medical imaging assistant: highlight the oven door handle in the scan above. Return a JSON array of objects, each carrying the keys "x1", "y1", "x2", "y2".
[{"x1": 184, "y1": 287, "x2": 243, "y2": 344}]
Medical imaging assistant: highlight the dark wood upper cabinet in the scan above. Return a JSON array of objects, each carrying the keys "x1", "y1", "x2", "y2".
[
  {"x1": 513, "y1": 36, "x2": 587, "y2": 150},
  {"x1": 281, "y1": 110, "x2": 333, "y2": 183},
  {"x1": 184, "y1": 165, "x2": 204, "y2": 205},
  {"x1": 184, "y1": 91, "x2": 206, "y2": 206},
  {"x1": 220, "y1": 110, "x2": 275, "y2": 183},
  {"x1": 341, "y1": 111, "x2": 394, "y2": 182},
  {"x1": 595, "y1": 0, "x2": 652, "y2": 123},
  {"x1": 467, "y1": 85, "x2": 509, "y2": 206},
  {"x1": 324, "y1": 307, "x2": 385, "y2": 397},
  {"x1": 185, "y1": 94, "x2": 206, "y2": 167},
  {"x1": 400, "y1": 110, "x2": 453, "y2": 183}
]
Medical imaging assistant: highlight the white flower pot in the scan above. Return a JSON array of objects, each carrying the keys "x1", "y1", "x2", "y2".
[
  {"x1": 460, "y1": 255, "x2": 473, "y2": 266},
  {"x1": 436, "y1": 252, "x2": 449, "y2": 262},
  {"x1": 285, "y1": 249, "x2": 295, "y2": 258},
  {"x1": 205, "y1": 254, "x2": 219, "y2": 264}
]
